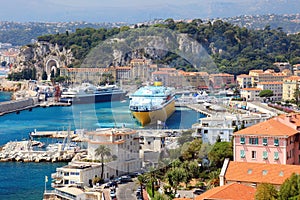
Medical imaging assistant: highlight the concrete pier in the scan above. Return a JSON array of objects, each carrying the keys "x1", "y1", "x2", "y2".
[
  {"x1": 0, "y1": 98, "x2": 71, "y2": 116},
  {"x1": 185, "y1": 104, "x2": 212, "y2": 116}
]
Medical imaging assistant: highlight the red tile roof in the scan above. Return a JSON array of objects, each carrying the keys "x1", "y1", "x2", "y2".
[
  {"x1": 241, "y1": 88, "x2": 262, "y2": 91},
  {"x1": 224, "y1": 161, "x2": 300, "y2": 185},
  {"x1": 257, "y1": 82, "x2": 282, "y2": 85},
  {"x1": 234, "y1": 116, "x2": 298, "y2": 137},
  {"x1": 237, "y1": 74, "x2": 251, "y2": 78},
  {"x1": 195, "y1": 183, "x2": 256, "y2": 200},
  {"x1": 284, "y1": 76, "x2": 300, "y2": 81}
]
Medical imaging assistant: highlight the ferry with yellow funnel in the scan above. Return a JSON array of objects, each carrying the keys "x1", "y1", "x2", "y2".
[{"x1": 129, "y1": 82, "x2": 176, "y2": 126}]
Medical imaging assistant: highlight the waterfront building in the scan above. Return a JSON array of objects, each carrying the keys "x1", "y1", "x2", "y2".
[
  {"x1": 193, "y1": 113, "x2": 269, "y2": 144},
  {"x1": 130, "y1": 59, "x2": 154, "y2": 82},
  {"x1": 282, "y1": 76, "x2": 300, "y2": 101},
  {"x1": 256, "y1": 81, "x2": 283, "y2": 101},
  {"x1": 220, "y1": 159, "x2": 300, "y2": 188},
  {"x1": 110, "y1": 66, "x2": 131, "y2": 81},
  {"x1": 178, "y1": 70, "x2": 209, "y2": 89},
  {"x1": 0, "y1": 50, "x2": 18, "y2": 64},
  {"x1": 193, "y1": 115, "x2": 234, "y2": 144},
  {"x1": 249, "y1": 69, "x2": 289, "y2": 87},
  {"x1": 233, "y1": 113, "x2": 300, "y2": 165},
  {"x1": 236, "y1": 74, "x2": 252, "y2": 88},
  {"x1": 209, "y1": 73, "x2": 235, "y2": 89},
  {"x1": 51, "y1": 161, "x2": 104, "y2": 188},
  {"x1": 86, "y1": 128, "x2": 141, "y2": 176},
  {"x1": 240, "y1": 88, "x2": 262, "y2": 101},
  {"x1": 60, "y1": 67, "x2": 111, "y2": 84},
  {"x1": 138, "y1": 130, "x2": 166, "y2": 168},
  {"x1": 152, "y1": 68, "x2": 179, "y2": 87}
]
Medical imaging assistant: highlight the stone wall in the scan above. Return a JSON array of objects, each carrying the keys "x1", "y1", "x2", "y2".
[{"x1": 0, "y1": 98, "x2": 37, "y2": 113}]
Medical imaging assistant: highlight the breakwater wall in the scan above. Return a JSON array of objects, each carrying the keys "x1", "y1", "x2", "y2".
[{"x1": 0, "y1": 97, "x2": 38, "y2": 116}]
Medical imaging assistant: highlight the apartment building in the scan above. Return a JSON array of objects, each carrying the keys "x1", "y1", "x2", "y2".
[
  {"x1": 236, "y1": 74, "x2": 252, "y2": 88},
  {"x1": 87, "y1": 128, "x2": 141, "y2": 177},
  {"x1": 193, "y1": 113, "x2": 269, "y2": 144},
  {"x1": 282, "y1": 76, "x2": 300, "y2": 101},
  {"x1": 249, "y1": 69, "x2": 289, "y2": 86},
  {"x1": 152, "y1": 68, "x2": 179, "y2": 87},
  {"x1": 240, "y1": 88, "x2": 262, "y2": 101},
  {"x1": 209, "y1": 73, "x2": 235, "y2": 89},
  {"x1": 256, "y1": 81, "x2": 283, "y2": 101},
  {"x1": 60, "y1": 67, "x2": 111, "y2": 84},
  {"x1": 234, "y1": 114, "x2": 300, "y2": 165},
  {"x1": 178, "y1": 70, "x2": 209, "y2": 89}
]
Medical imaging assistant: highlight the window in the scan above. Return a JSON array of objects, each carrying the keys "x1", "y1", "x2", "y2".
[
  {"x1": 240, "y1": 137, "x2": 245, "y2": 144},
  {"x1": 274, "y1": 138, "x2": 279, "y2": 146},
  {"x1": 262, "y1": 170, "x2": 268, "y2": 175},
  {"x1": 204, "y1": 130, "x2": 208, "y2": 134},
  {"x1": 240, "y1": 150, "x2": 245, "y2": 158},
  {"x1": 263, "y1": 151, "x2": 268, "y2": 159},
  {"x1": 263, "y1": 138, "x2": 268, "y2": 146},
  {"x1": 251, "y1": 151, "x2": 256, "y2": 159},
  {"x1": 274, "y1": 152, "x2": 279, "y2": 160},
  {"x1": 249, "y1": 138, "x2": 258, "y2": 145}
]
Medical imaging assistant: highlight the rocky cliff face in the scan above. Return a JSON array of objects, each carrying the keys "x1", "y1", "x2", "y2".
[{"x1": 12, "y1": 42, "x2": 75, "y2": 79}]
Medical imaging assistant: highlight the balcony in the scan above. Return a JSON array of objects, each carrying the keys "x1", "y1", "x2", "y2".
[{"x1": 51, "y1": 173, "x2": 63, "y2": 179}]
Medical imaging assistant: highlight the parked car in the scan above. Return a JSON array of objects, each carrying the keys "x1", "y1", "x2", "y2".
[{"x1": 193, "y1": 189, "x2": 204, "y2": 195}]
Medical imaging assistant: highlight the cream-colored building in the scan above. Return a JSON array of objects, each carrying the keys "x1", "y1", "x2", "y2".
[
  {"x1": 236, "y1": 74, "x2": 252, "y2": 88},
  {"x1": 249, "y1": 69, "x2": 289, "y2": 86},
  {"x1": 87, "y1": 128, "x2": 141, "y2": 176},
  {"x1": 256, "y1": 81, "x2": 283, "y2": 101},
  {"x1": 282, "y1": 76, "x2": 300, "y2": 101},
  {"x1": 240, "y1": 88, "x2": 262, "y2": 101},
  {"x1": 138, "y1": 130, "x2": 167, "y2": 168},
  {"x1": 60, "y1": 67, "x2": 111, "y2": 84},
  {"x1": 178, "y1": 70, "x2": 209, "y2": 89},
  {"x1": 51, "y1": 161, "x2": 103, "y2": 187}
]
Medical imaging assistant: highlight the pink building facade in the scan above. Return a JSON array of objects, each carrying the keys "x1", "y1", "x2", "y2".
[{"x1": 234, "y1": 114, "x2": 300, "y2": 165}]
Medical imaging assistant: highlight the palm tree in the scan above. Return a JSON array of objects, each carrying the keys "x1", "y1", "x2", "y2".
[
  {"x1": 95, "y1": 145, "x2": 111, "y2": 180},
  {"x1": 137, "y1": 174, "x2": 147, "y2": 200}
]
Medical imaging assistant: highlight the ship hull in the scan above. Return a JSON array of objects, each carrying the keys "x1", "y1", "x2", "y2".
[
  {"x1": 131, "y1": 99, "x2": 175, "y2": 126},
  {"x1": 60, "y1": 92, "x2": 126, "y2": 104}
]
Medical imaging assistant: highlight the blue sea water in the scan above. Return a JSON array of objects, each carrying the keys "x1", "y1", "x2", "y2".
[
  {"x1": 0, "y1": 91, "x2": 11, "y2": 102},
  {"x1": 0, "y1": 92, "x2": 204, "y2": 199}
]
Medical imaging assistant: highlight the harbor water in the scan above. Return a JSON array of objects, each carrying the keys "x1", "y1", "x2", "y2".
[{"x1": 0, "y1": 92, "x2": 204, "y2": 199}]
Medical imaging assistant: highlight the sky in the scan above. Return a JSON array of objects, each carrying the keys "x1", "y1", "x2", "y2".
[{"x1": 0, "y1": 0, "x2": 299, "y2": 23}]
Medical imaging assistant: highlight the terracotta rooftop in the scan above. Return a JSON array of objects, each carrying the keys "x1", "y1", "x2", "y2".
[
  {"x1": 210, "y1": 73, "x2": 234, "y2": 77},
  {"x1": 237, "y1": 74, "x2": 251, "y2": 78},
  {"x1": 234, "y1": 116, "x2": 298, "y2": 137},
  {"x1": 284, "y1": 76, "x2": 300, "y2": 81},
  {"x1": 257, "y1": 81, "x2": 282, "y2": 85},
  {"x1": 159, "y1": 67, "x2": 177, "y2": 71},
  {"x1": 224, "y1": 161, "x2": 300, "y2": 185},
  {"x1": 195, "y1": 183, "x2": 256, "y2": 200},
  {"x1": 241, "y1": 88, "x2": 262, "y2": 91}
]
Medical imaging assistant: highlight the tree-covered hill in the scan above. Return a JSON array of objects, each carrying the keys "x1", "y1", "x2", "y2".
[{"x1": 36, "y1": 18, "x2": 300, "y2": 75}]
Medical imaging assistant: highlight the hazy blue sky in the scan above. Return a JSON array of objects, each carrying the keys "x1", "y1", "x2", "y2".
[{"x1": 1, "y1": 0, "x2": 299, "y2": 23}]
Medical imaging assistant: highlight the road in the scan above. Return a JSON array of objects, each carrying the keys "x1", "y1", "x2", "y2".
[{"x1": 116, "y1": 181, "x2": 138, "y2": 200}]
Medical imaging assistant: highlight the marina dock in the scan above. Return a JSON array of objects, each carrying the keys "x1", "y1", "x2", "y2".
[{"x1": 30, "y1": 130, "x2": 87, "y2": 142}]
